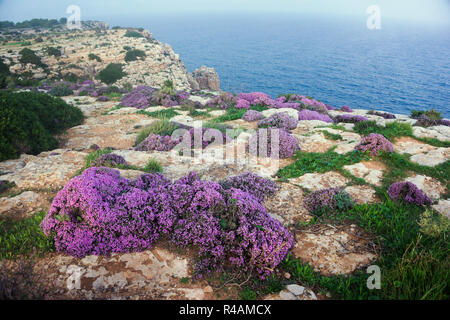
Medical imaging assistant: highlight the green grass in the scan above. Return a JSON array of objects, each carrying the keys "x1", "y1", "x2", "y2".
[
  {"x1": 77, "y1": 148, "x2": 163, "y2": 175},
  {"x1": 143, "y1": 158, "x2": 163, "y2": 173},
  {"x1": 135, "y1": 120, "x2": 180, "y2": 146},
  {"x1": 379, "y1": 152, "x2": 450, "y2": 190},
  {"x1": 278, "y1": 200, "x2": 449, "y2": 300},
  {"x1": 320, "y1": 130, "x2": 343, "y2": 141},
  {"x1": 210, "y1": 107, "x2": 247, "y2": 123},
  {"x1": 276, "y1": 148, "x2": 370, "y2": 179},
  {"x1": 354, "y1": 121, "x2": 413, "y2": 141},
  {"x1": 137, "y1": 108, "x2": 179, "y2": 120},
  {"x1": 0, "y1": 211, "x2": 54, "y2": 260}
]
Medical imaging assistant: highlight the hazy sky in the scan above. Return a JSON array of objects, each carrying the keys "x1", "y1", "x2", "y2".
[{"x1": 1, "y1": 0, "x2": 449, "y2": 25}]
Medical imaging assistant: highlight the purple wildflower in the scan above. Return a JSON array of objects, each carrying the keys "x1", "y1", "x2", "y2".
[
  {"x1": 298, "y1": 109, "x2": 333, "y2": 123},
  {"x1": 387, "y1": 182, "x2": 432, "y2": 206},
  {"x1": 242, "y1": 110, "x2": 264, "y2": 122},
  {"x1": 356, "y1": 133, "x2": 394, "y2": 156},
  {"x1": 258, "y1": 112, "x2": 299, "y2": 131},
  {"x1": 248, "y1": 128, "x2": 300, "y2": 159}
]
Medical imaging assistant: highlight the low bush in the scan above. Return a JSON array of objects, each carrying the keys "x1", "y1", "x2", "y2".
[
  {"x1": 387, "y1": 182, "x2": 432, "y2": 206},
  {"x1": 125, "y1": 49, "x2": 146, "y2": 62},
  {"x1": 19, "y1": 48, "x2": 46, "y2": 68},
  {"x1": 49, "y1": 84, "x2": 73, "y2": 97},
  {"x1": 242, "y1": 110, "x2": 264, "y2": 122},
  {"x1": 124, "y1": 30, "x2": 144, "y2": 38},
  {"x1": 304, "y1": 188, "x2": 354, "y2": 217},
  {"x1": 88, "y1": 53, "x2": 102, "y2": 62},
  {"x1": 356, "y1": 133, "x2": 394, "y2": 156},
  {"x1": 97, "y1": 63, "x2": 126, "y2": 85},
  {"x1": 258, "y1": 112, "x2": 298, "y2": 131},
  {"x1": 0, "y1": 91, "x2": 84, "y2": 161},
  {"x1": 41, "y1": 168, "x2": 293, "y2": 279}
]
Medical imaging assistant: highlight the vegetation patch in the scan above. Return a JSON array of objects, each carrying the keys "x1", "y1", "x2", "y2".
[
  {"x1": 277, "y1": 148, "x2": 370, "y2": 179},
  {"x1": 96, "y1": 63, "x2": 126, "y2": 85},
  {"x1": 0, "y1": 91, "x2": 84, "y2": 161}
]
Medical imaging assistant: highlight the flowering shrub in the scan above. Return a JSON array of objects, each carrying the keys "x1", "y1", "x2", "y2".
[
  {"x1": 93, "y1": 153, "x2": 127, "y2": 167},
  {"x1": 96, "y1": 96, "x2": 109, "y2": 102},
  {"x1": 356, "y1": 133, "x2": 394, "y2": 156},
  {"x1": 242, "y1": 110, "x2": 264, "y2": 122},
  {"x1": 298, "y1": 109, "x2": 333, "y2": 123},
  {"x1": 414, "y1": 115, "x2": 450, "y2": 128},
  {"x1": 367, "y1": 110, "x2": 396, "y2": 119},
  {"x1": 387, "y1": 182, "x2": 432, "y2": 206},
  {"x1": 236, "y1": 99, "x2": 251, "y2": 109},
  {"x1": 258, "y1": 112, "x2": 299, "y2": 131},
  {"x1": 334, "y1": 114, "x2": 369, "y2": 123},
  {"x1": 207, "y1": 93, "x2": 237, "y2": 109},
  {"x1": 304, "y1": 188, "x2": 354, "y2": 216},
  {"x1": 249, "y1": 128, "x2": 300, "y2": 159},
  {"x1": 238, "y1": 92, "x2": 274, "y2": 107},
  {"x1": 134, "y1": 134, "x2": 181, "y2": 152},
  {"x1": 341, "y1": 106, "x2": 353, "y2": 112},
  {"x1": 220, "y1": 172, "x2": 279, "y2": 202},
  {"x1": 41, "y1": 168, "x2": 293, "y2": 279},
  {"x1": 120, "y1": 86, "x2": 155, "y2": 109}
]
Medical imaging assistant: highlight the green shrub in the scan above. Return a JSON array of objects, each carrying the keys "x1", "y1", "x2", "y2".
[
  {"x1": 135, "y1": 120, "x2": 180, "y2": 146},
  {"x1": 411, "y1": 109, "x2": 442, "y2": 120},
  {"x1": 45, "y1": 47, "x2": 61, "y2": 57},
  {"x1": 88, "y1": 53, "x2": 102, "y2": 62},
  {"x1": 96, "y1": 63, "x2": 126, "y2": 85},
  {"x1": 0, "y1": 211, "x2": 54, "y2": 259},
  {"x1": 125, "y1": 49, "x2": 146, "y2": 62},
  {"x1": 0, "y1": 91, "x2": 84, "y2": 161},
  {"x1": 143, "y1": 158, "x2": 163, "y2": 173},
  {"x1": 124, "y1": 30, "x2": 144, "y2": 38},
  {"x1": 354, "y1": 121, "x2": 413, "y2": 141},
  {"x1": 49, "y1": 84, "x2": 73, "y2": 97},
  {"x1": 19, "y1": 48, "x2": 46, "y2": 68}
]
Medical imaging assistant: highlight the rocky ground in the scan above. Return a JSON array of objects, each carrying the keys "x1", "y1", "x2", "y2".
[
  {"x1": 1, "y1": 91, "x2": 448, "y2": 300},
  {"x1": 0, "y1": 27, "x2": 220, "y2": 91}
]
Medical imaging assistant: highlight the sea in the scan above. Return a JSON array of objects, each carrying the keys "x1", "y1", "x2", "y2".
[{"x1": 106, "y1": 13, "x2": 450, "y2": 117}]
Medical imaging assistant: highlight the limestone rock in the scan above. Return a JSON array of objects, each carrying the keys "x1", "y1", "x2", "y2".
[
  {"x1": 432, "y1": 200, "x2": 450, "y2": 219},
  {"x1": 0, "y1": 150, "x2": 87, "y2": 190},
  {"x1": 343, "y1": 161, "x2": 386, "y2": 186},
  {"x1": 192, "y1": 66, "x2": 221, "y2": 91},
  {"x1": 345, "y1": 185, "x2": 379, "y2": 204},
  {"x1": 0, "y1": 191, "x2": 49, "y2": 217},
  {"x1": 264, "y1": 182, "x2": 312, "y2": 224},
  {"x1": 293, "y1": 224, "x2": 377, "y2": 276},
  {"x1": 405, "y1": 175, "x2": 446, "y2": 200},
  {"x1": 290, "y1": 171, "x2": 349, "y2": 192}
]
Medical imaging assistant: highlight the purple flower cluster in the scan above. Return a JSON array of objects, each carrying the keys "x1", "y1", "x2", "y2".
[
  {"x1": 298, "y1": 109, "x2": 333, "y2": 123},
  {"x1": 367, "y1": 110, "x2": 396, "y2": 119},
  {"x1": 134, "y1": 134, "x2": 181, "y2": 152},
  {"x1": 220, "y1": 172, "x2": 279, "y2": 202},
  {"x1": 356, "y1": 133, "x2": 394, "y2": 156},
  {"x1": 93, "y1": 153, "x2": 127, "y2": 167},
  {"x1": 96, "y1": 96, "x2": 110, "y2": 102},
  {"x1": 242, "y1": 110, "x2": 264, "y2": 122},
  {"x1": 207, "y1": 93, "x2": 238, "y2": 110},
  {"x1": 304, "y1": 188, "x2": 353, "y2": 216},
  {"x1": 236, "y1": 99, "x2": 251, "y2": 109},
  {"x1": 334, "y1": 114, "x2": 369, "y2": 123},
  {"x1": 258, "y1": 112, "x2": 299, "y2": 131},
  {"x1": 36, "y1": 80, "x2": 124, "y2": 98},
  {"x1": 414, "y1": 115, "x2": 450, "y2": 128},
  {"x1": 340, "y1": 105, "x2": 354, "y2": 112},
  {"x1": 120, "y1": 86, "x2": 190, "y2": 109},
  {"x1": 238, "y1": 92, "x2": 274, "y2": 107},
  {"x1": 41, "y1": 168, "x2": 293, "y2": 279},
  {"x1": 249, "y1": 128, "x2": 300, "y2": 159},
  {"x1": 120, "y1": 86, "x2": 156, "y2": 109},
  {"x1": 387, "y1": 182, "x2": 432, "y2": 206}
]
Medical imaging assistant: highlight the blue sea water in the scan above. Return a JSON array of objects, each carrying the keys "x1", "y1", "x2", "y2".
[{"x1": 111, "y1": 14, "x2": 450, "y2": 117}]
